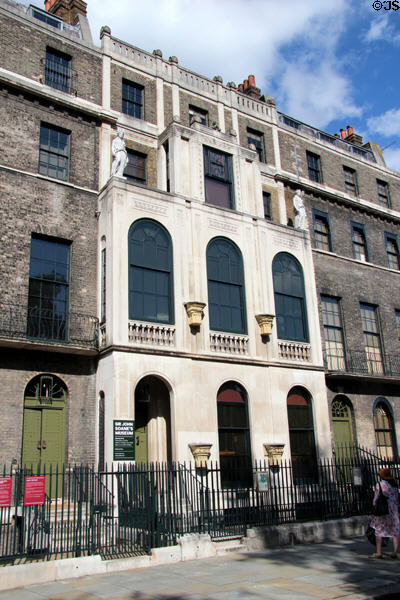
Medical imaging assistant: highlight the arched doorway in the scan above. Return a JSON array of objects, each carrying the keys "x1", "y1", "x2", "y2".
[
  {"x1": 217, "y1": 381, "x2": 252, "y2": 488},
  {"x1": 134, "y1": 376, "x2": 171, "y2": 464},
  {"x1": 287, "y1": 387, "x2": 317, "y2": 482},
  {"x1": 332, "y1": 395, "x2": 354, "y2": 450},
  {"x1": 22, "y1": 374, "x2": 67, "y2": 470}
]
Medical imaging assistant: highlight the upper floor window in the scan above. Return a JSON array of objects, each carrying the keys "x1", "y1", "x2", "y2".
[
  {"x1": 247, "y1": 128, "x2": 264, "y2": 162},
  {"x1": 263, "y1": 191, "x2": 271, "y2": 220},
  {"x1": 385, "y1": 233, "x2": 400, "y2": 270},
  {"x1": 45, "y1": 47, "x2": 71, "y2": 93},
  {"x1": 343, "y1": 166, "x2": 358, "y2": 197},
  {"x1": 125, "y1": 149, "x2": 147, "y2": 184},
  {"x1": 377, "y1": 180, "x2": 390, "y2": 207},
  {"x1": 272, "y1": 252, "x2": 308, "y2": 342},
  {"x1": 128, "y1": 219, "x2": 174, "y2": 324},
  {"x1": 374, "y1": 401, "x2": 397, "y2": 461},
  {"x1": 206, "y1": 237, "x2": 246, "y2": 334},
  {"x1": 189, "y1": 105, "x2": 208, "y2": 126},
  {"x1": 28, "y1": 235, "x2": 70, "y2": 341},
  {"x1": 321, "y1": 295, "x2": 345, "y2": 371},
  {"x1": 351, "y1": 222, "x2": 368, "y2": 262},
  {"x1": 360, "y1": 303, "x2": 383, "y2": 375},
  {"x1": 204, "y1": 147, "x2": 233, "y2": 209},
  {"x1": 306, "y1": 151, "x2": 322, "y2": 183},
  {"x1": 38, "y1": 123, "x2": 70, "y2": 181},
  {"x1": 312, "y1": 210, "x2": 332, "y2": 251},
  {"x1": 122, "y1": 80, "x2": 143, "y2": 119}
]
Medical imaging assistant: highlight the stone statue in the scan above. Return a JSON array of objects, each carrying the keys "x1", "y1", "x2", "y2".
[
  {"x1": 111, "y1": 131, "x2": 128, "y2": 177},
  {"x1": 293, "y1": 189, "x2": 307, "y2": 229}
]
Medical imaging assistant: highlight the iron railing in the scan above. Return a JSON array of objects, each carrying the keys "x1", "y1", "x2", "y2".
[
  {"x1": 324, "y1": 348, "x2": 400, "y2": 377},
  {"x1": 0, "y1": 450, "x2": 395, "y2": 563},
  {"x1": 0, "y1": 298, "x2": 98, "y2": 349}
]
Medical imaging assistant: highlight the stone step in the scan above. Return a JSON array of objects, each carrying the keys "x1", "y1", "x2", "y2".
[{"x1": 214, "y1": 537, "x2": 245, "y2": 555}]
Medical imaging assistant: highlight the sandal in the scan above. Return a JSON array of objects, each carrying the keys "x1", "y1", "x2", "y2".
[{"x1": 369, "y1": 554, "x2": 383, "y2": 559}]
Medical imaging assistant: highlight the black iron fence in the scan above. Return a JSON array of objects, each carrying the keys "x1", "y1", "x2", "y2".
[
  {"x1": 0, "y1": 448, "x2": 395, "y2": 563},
  {"x1": 324, "y1": 348, "x2": 400, "y2": 377},
  {"x1": 0, "y1": 298, "x2": 98, "y2": 349}
]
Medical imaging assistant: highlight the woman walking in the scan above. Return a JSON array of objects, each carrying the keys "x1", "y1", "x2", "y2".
[{"x1": 369, "y1": 467, "x2": 400, "y2": 559}]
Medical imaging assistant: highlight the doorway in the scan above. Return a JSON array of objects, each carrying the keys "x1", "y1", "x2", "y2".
[
  {"x1": 21, "y1": 374, "x2": 67, "y2": 472},
  {"x1": 134, "y1": 376, "x2": 171, "y2": 463}
]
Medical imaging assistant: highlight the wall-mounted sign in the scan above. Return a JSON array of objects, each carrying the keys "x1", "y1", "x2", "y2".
[
  {"x1": 353, "y1": 467, "x2": 362, "y2": 486},
  {"x1": 24, "y1": 476, "x2": 45, "y2": 506},
  {"x1": 257, "y1": 472, "x2": 269, "y2": 492},
  {"x1": 113, "y1": 420, "x2": 135, "y2": 461},
  {"x1": 0, "y1": 477, "x2": 12, "y2": 507}
]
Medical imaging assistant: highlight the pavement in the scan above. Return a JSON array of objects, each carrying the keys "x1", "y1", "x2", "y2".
[{"x1": 2, "y1": 537, "x2": 400, "y2": 600}]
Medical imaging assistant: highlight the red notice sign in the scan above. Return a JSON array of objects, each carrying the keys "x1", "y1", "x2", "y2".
[
  {"x1": 0, "y1": 477, "x2": 12, "y2": 507},
  {"x1": 24, "y1": 476, "x2": 45, "y2": 506}
]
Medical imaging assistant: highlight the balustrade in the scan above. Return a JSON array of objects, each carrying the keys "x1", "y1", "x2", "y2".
[
  {"x1": 128, "y1": 321, "x2": 175, "y2": 347},
  {"x1": 210, "y1": 332, "x2": 249, "y2": 355}
]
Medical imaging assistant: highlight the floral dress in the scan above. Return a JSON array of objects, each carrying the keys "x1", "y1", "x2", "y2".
[{"x1": 371, "y1": 480, "x2": 400, "y2": 538}]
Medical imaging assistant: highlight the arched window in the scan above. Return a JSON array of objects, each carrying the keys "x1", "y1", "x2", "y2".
[
  {"x1": 206, "y1": 238, "x2": 246, "y2": 333},
  {"x1": 217, "y1": 382, "x2": 251, "y2": 487},
  {"x1": 128, "y1": 219, "x2": 174, "y2": 323},
  {"x1": 374, "y1": 400, "x2": 397, "y2": 461},
  {"x1": 272, "y1": 253, "x2": 308, "y2": 342},
  {"x1": 287, "y1": 387, "x2": 316, "y2": 482}
]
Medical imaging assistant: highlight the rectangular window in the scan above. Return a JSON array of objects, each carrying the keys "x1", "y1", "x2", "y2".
[
  {"x1": 122, "y1": 80, "x2": 143, "y2": 119},
  {"x1": 45, "y1": 47, "x2": 71, "y2": 93},
  {"x1": 124, "y1": 149, "x2": 147, "y2": 184},
  {"x1": 360, "y1": 303, "x2": 383, "y2": 375},
  {"x1": 385, "y1": 233, "x2": 400, "y2": 270},
  {"x1": 343, "y1": 166, "x2": 358, "y2": 197},
  {"x1": 313, "y1": 210, "x2": 332, "y2": 251},
  {"x1": 204, "y1": 147, "x2": 233, "y2": 209},
  {"x1": 351, "y1": 222, "x2": 368, "y2": 262},
  {"x1": 321, "y1": 296, "x2": 345, "y2": 371},
  {"x1": 28, "y1": 235, "x2": 70, "y2": 342},
  {"x1": 263, "y1": 191, "x2": 271, "y2": 220},
  {"x1": 377, "y1": 180, "x2": 390, "y2": 207},
  {"x1": 38, "y1": 123, "x2": 70, "y2": 181},
  {"x1": 247, "y1": 128, "x2": 264, "y2": 162},
  {"x1": 189, "y1": 105, "x2": 208, "y2": 126},
  {"x1": 101, "y1": 248, "x2": 106, "y2": 324},
  {"x1": 163, "y1": 141, "x2": 170, "y2": 193},
  {"x1": 395, "y1": 309, "x2": 400, "y2": 340},
  {"x1": 306, "y1": 151, "x2": 322, "y2": 183}
]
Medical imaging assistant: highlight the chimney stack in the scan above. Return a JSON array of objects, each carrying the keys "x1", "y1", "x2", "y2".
[
  {"x1": 241, "y1": 74, "x2": 261, "y2": 99},
  {"x1": 45, "y1": 0, "x2": 87, "y2": 25}
]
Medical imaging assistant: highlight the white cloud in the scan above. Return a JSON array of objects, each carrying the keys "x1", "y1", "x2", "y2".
[
  {"x1": 367, "y1": 108, "x2": 400, "y2": 137},
  {"x1": 86, "y1": 0, "x2": 361, "y2": 130},
  {"x1": 363, "y1": 14, "x2": 400, "y2": 44},
  {"x1": 382, "y1": 146, "x2": 400, "y2": 171}
]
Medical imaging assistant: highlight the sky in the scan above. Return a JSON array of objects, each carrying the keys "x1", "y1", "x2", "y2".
[{"x1": 28, "y1": 0, "x2": 400, "y2": 171}]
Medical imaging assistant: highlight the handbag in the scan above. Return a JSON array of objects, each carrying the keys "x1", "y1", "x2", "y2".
[
  {"x1": 366, "y1": 525, "x2": 388, "y2": 547},
  {"x1": 371, "y1": 482, "x2": 389, "y2": 516}
]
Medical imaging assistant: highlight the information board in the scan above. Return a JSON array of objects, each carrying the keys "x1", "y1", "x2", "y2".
[
  {"x1": 257, "y1": 472, "x2": 269, "y2": 492},
  {"x1": 24, "y1": 476, "x2": 45, "y2": 506},
  {"x1": 113, "y1": 420, "x2": 135, "y2": 460},
  {"x1": 0, "y1": 476, "x2": 12, "y2": 507}
]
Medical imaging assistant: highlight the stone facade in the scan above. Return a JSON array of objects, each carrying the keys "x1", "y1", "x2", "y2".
[{"x1": 1, "y1": 0, "x2": 400, "y2": 472}]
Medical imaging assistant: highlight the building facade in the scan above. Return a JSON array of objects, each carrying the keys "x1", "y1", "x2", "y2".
[{"x1": 1, "y1": 0, "x2": 399, "y2": 478}]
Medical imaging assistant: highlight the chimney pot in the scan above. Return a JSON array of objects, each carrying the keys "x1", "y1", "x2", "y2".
[
  {"x1": 347, "y1": 125, "x2": 354, "y2": 137},
  {"x1": 248, "y1": 74, "x2": 256, "y2": 87},
  {"x1": 238, "y1": 83, "x2": 244, "y2": 92},
  {"x1": 335, "y1": 133, "x2": 340, "y2": 138},
  {"x1": 243, "y1": 79, "x2": 249, "y2": 90},
  {"x1": 340, "y1": 128, "x2": 346, "y2": 140}
]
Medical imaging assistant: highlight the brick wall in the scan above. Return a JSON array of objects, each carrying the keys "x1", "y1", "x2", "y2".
[
  {"x1": 0, "y1": 13, "x2": 102, "y2": 104},
  {"x1": 0, "y1": 349, "x2": 97, "y2": 464},
  {"x1": 179, "y1": 91, "x2": 218, "y2": 127},
  {"x1": 278, "y1": 130, "x2": 400, "y2": 210},
  {"x1": 238, "y1": 116, "x2": 275, "y2": 166},
  {"x1": 0, "y1": 88, "x2": 99, "y2": 189},
  {"x1": 110, "y1": 65, "x2": 157, "y2": 125}
]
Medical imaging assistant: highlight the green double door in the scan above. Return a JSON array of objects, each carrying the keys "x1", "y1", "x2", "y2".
[
  {"x1": 134, "y1": 402, "x2": 148, "y2": 465},
  {"x1": 22, "y1": 396, "x2": 66, "y2": 477}
]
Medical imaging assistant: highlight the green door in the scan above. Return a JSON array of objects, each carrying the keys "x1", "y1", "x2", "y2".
[
  {"x1": 134, "y1": 402, "x2": 148, "y2": 465},
  {"x1": 22, "y1": 375, "x2": 66, "y2": 495},
  {"x1": 332, "y1": 398, "x2": 353, "y2": 448}
]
